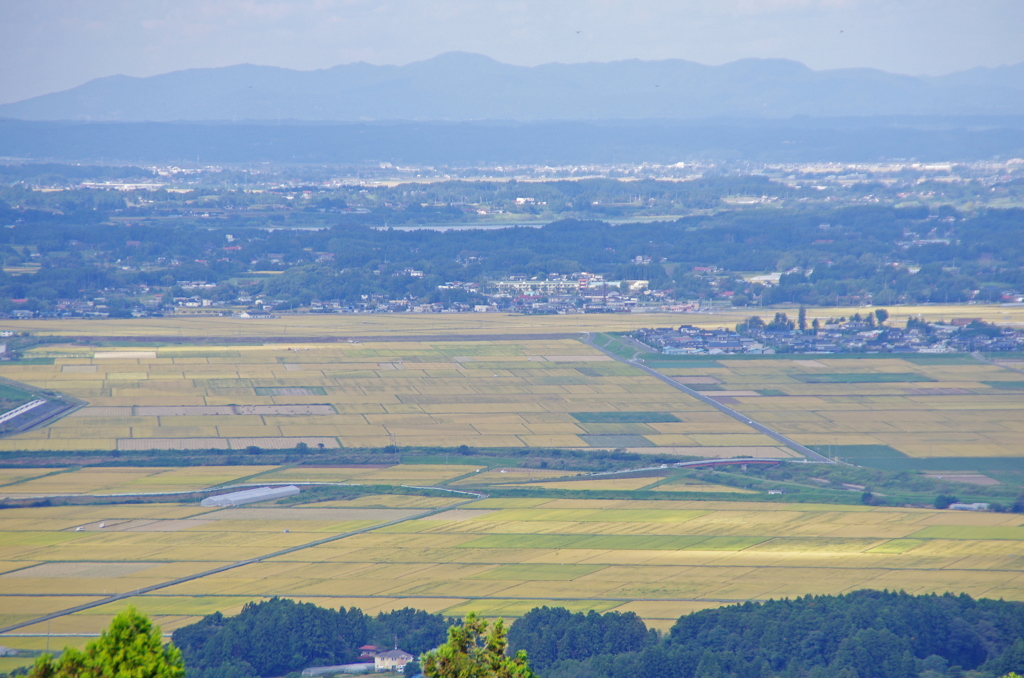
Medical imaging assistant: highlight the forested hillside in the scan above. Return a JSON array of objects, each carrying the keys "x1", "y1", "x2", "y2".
[
  {"x1": 170, "y1": 598, "x2": 452, "y2": 678},
  {"x1": 168, "y1": 592, "x2": 1024, "y2": 678},
  {"x1": 507, "y1": 607, "x2": 658, "y2": 671},
  {"x1": 527, "y1": 591, "x2": 1024, "y2": 678}
]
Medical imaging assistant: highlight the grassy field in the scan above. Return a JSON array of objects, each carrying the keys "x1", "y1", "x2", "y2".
[{"x1": 2, "y1": 490, "x2": 1023, "y2": 656}]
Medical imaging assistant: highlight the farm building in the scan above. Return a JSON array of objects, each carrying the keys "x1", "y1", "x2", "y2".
[
  {"x1": 201, "y1": 485, "x2": 300, "y2": 507},
  {"x1": 948, "y1": 502, "x2": 990, "y2": 511}
]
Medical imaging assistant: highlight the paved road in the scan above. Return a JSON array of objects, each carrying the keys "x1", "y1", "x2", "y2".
[
  {"x1": 0, "y1": 493, "x2": 483, "y2": 635},
  {"x1": 581, "y1": 334, "x2": 832, "y2": 463}
]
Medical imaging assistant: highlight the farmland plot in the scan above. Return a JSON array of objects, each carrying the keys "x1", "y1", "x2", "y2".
[
  {"x1": 3, "y1": 494, "x2": 1022, "y2": 642},
  {"x1": 0, "y1": 339, "x2": 781, "y2": 454}
]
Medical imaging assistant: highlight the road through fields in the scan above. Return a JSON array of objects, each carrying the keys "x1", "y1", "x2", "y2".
[
  {"x1": 0, "y1": 492, "x2": 483, "y2": 635},
  {"x1": 580, "y1": 334, "x2": 833, "y2": 463}
]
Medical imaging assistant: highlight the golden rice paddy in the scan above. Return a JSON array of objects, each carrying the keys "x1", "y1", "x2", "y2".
[
  {"x1": 654, "y1": 356, "x2": 1024, "y2": 458},
  {"x1": 0, "y1": 313, "x2": 1021, "y2": 663},
  {"x1": 0, "y1": 310, "x2": 1019, "y2": 459},
  {"x1": 0, "y1": 337, "x2": 780, "y2": 452},
  {"x1": 1, "y1": 492, "x2": 1022, "y2": 645}
]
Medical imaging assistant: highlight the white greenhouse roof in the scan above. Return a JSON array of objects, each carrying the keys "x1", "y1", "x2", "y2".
[{"x1": 201, "y1": 485, "x2": 300, "y2": 507}]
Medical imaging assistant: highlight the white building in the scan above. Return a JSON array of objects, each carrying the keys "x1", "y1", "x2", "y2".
[
  {"x1": 201, "y1": 486, "x2": 300, "y2": 507},
  {"x1": 375, "y1": 649, "x2": 414, "y2": 672},
  {"x1": 948, "y1": 502, "x2": 990, "y2": 511}
]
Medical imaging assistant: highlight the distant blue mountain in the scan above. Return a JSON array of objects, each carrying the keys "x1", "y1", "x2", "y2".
[{"x1": 2, "y1": 52, "x2": 1023, "y2": 122}]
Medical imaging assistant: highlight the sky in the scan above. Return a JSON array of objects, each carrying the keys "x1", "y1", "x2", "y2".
[{"x1": 2, "y1": 0, "x2": 1023, "y2": 105}]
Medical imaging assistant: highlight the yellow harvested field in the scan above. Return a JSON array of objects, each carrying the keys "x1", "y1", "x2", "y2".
[
  {"x1": 3, "y1": 494, "x2": 1023, "y2": 633},
  {"x1": 650, "y1": 355, "x2": 1024, "y2": 458},
  {"x1": 0, "y1": 336, "x2": 754, "y2": 452},
  {"x1": 3, "y1": 320, "x2": 1016, "y2": 459},
  {"x1": 0, "y1": 467, "x2": 277, "y2": 497},
  {"x1": 1, "y1": 315, "x2": 1022, "y2": 633}
]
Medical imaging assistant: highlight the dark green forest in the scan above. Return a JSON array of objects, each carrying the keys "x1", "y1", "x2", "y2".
[
  {"x1": 170, "y1": 598, "x2": 453, "y2": 678},
  {"x1": 531, "y1": 592, "x2": 1024, "y2": 678},
  {"x1": 167, "y1": 592, "x2": 1024, "y2": 678},
  {"x1": 507, "y1": 607, "x2": 658, "y2": 671}
]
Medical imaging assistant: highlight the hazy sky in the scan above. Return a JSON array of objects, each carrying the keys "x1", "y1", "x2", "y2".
[{"x1": 2, "y1": 0, "x2": 1022, "y2": 104}]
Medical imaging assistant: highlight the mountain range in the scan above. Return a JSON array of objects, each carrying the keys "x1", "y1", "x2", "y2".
[{"x1": 3, "y1": 52, "x2": 1024, "y2": 122}]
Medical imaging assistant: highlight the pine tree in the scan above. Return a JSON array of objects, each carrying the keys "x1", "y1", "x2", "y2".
[
  {"x1": 30, "y1": 607, "x2": 184, "y2": 678},
  {"x1": 422, "y1": 613, "x2": 535, "y2": 678}
]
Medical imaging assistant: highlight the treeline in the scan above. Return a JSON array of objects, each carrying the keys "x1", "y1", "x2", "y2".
[
  {"x1": 517, "y1": 592, "x2": 1024, "y2": 678},
  {"x1": 171, "y1": 598, "x2": 453, "y2": 678},
  {"x1": 169, "y1": 592, "x2": 1024, "y2": 678},
  {"x1": 507, "y1": 607, "x2": 657, "y2": 671}
]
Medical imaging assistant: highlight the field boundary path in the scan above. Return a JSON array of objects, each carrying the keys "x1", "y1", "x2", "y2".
[
  {"x1": 0, "y1": 490, "x2": 485, "y2": 635},
  {"x1": 580, "y1": 333, "x2": 832, "y2": 463},
  {"x1": 972, "y1": 351, "x2": 1024, "y2": 375}
]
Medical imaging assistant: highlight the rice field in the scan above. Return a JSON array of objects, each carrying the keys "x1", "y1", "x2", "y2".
[
  {"x1": 0, "y1": 313, "x2": 1021, "y2": 659},
  {"x1": 653, "y1": 356, "x2": 1024, "y2": 458},
  {"x1": 0, "y1": 466, "x2": 282, "y2": 499},
  {"x1": 0, "y1": 311, "x2": 1019, "y2": 460},
  {"x1": 2, "y1": 494, "x2": 1023, "y2": 643},
  {"x1": 0, "y1": 338, "x2": 782, "y2": 453},
  {"x1": 0, "y1": 463, "x2": 489, "y2": 503}
]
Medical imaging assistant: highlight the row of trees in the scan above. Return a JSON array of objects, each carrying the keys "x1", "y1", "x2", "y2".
[
  {"x1": 507, "y1": 607, "x2": 657, "y2": 671},
  {"x1": 21, "y1": 591, "x2": 1024, "y2": 678},
  {"x1": 535, "y1": 591, "x2": 1024, "y2": 678}
]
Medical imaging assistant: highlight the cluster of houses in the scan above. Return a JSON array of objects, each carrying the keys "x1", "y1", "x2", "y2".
[
  {"x1": 486, "y1": 273, "x2": 670, "y2": 315},
  {"x1": 636, "y1": 326, "x2": 767, "y2": 355},
  {"x1": 635, "y1": 315, "x2": 1024, "y2": 355}
]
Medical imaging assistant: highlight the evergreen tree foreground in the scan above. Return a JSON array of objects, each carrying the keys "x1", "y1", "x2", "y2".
[
  {"x1": 29, "y1": 608, "x2": 183, "y2": 678},
  {"x1": 422, "y1": 613, "x2": 535, "y2": 678}
]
